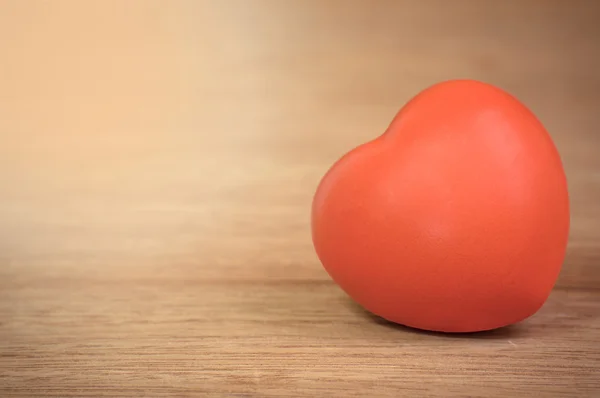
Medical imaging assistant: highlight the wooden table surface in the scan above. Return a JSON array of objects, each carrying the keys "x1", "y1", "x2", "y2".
[{"x1": 1, "y1": 1, "x2": 599, "y2": 397}]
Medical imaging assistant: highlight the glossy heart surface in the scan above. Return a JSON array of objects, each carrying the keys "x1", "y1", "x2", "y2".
[{"x1": 311, "y1": 80, "x2": 570, "y2": 333}]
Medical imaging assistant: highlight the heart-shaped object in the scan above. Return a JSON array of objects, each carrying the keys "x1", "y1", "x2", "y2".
[{"x1": 311, "y1": 79, "x2": 569, "y2": 333}]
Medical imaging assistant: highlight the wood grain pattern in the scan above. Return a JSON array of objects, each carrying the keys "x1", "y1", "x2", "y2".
[{"x1": 1, "y1": 1, "x2": 599, "y2": 396}]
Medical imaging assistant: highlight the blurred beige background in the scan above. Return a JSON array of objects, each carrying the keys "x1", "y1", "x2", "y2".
[
  {"x1": 1, "y1": 0, "x2": 598, "y2": 285},
  {"x1": 1, "y1": 1, "x2": 599, "y2": 396}
]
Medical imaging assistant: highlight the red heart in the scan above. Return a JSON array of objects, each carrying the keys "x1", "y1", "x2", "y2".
[{"x1": 311, "y1": 79, "x2": 570, "y2": 333}]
